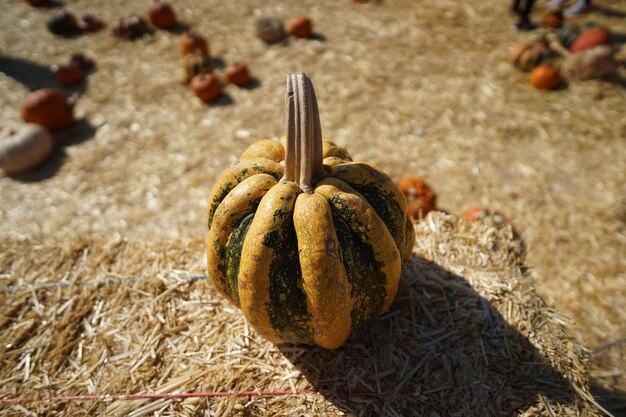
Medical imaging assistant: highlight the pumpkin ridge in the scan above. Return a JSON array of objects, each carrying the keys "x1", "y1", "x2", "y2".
[
  {"x1": 207, "y1": 174, "x2": 277, "y2": 303},
  {"x1": 238, "y1": 181, "x2": 311, "y2": 343},
  {"x1": 315, "y1": 178, "x2": 402, "y2": 320},
  {"x1": 221, "y1": 212, "x2": 255, "y2": 306},
  {"x1": 331, "y1": 162, "x2": 408, "y2": 263},
  {"x1": 207, "y1": 158, "x2": 283, "y2": 229},
  {"x1": 293, "y1": 193, "x2": 352, "y2": 348}
]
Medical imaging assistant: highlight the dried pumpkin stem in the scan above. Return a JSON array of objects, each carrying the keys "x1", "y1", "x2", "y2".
[{"x1": 283, "y1": 73, "x2": 324, "y2": 193}]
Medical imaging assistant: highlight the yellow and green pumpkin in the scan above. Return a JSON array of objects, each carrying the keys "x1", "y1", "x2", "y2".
[{"x1": 205, "y1": 73, "x2": 414, "y2": 349}]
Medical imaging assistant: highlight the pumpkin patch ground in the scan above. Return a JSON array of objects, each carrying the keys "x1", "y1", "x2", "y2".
[{"x1": 1, "y1": 0, "x2": 625, "y2": 416}]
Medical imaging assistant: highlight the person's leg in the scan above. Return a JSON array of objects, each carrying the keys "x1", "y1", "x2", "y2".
[{"x1": 515, "y1": 0, "x2": 536, "y2": 30}]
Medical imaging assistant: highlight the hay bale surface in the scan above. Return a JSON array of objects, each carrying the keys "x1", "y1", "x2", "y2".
[
  {"x1": 0, "y1": 213, "x2": 604, "y2": 416},
  {"x1": 1, "y1": 0, "x2": 625, "y2": 411}
]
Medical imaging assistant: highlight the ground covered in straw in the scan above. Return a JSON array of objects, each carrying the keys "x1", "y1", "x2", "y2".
[
  {"x1": 1, "y1": 0, "x2": 625, "y2": 415},
  {"x1": 0, "y1": 215, "x2": 606, "y2": 416}
]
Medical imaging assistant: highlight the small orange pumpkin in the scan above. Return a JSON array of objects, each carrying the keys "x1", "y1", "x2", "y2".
[
  {"x1": 77, "y1": 14, "x2": 105, "y2": 32},
  {"x1": 464, "y1": 206, "x2": 509, "y2": 228},
  {"x1": 55, "y1": 62, "x2": 82, "y2": 87},
  {"x1": 543, "y1": 11, "x2": 564, "y2": 29},
  {"x1": 530, "y1": 64, "x2": 561, "y2": 90},
  {"x1": 148, "y1": 1, "x2": 177, "y2": 30},
  {"x1": 190, "y1": 73, "x2": 221, "y2": 103},
  {"x1": 397, "y1": 176, "x2": 437, "y2": 221},
  {"x1": 224, "y1": 63, "x2": 251, "y2": 86},
  {"x1": 181, "y1": 32, "x2": 209, "y2": 57},
  {"x1": 287, "y1": 16, "x2": 313, "y2": 38},
  {"x1": 21, "y1": 89, "x2": 74, "y2": 132}
]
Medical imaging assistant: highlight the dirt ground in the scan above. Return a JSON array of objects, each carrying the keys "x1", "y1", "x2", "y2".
[{"x1": 1, "y1": 0, "x2": 625, "y2": 414}]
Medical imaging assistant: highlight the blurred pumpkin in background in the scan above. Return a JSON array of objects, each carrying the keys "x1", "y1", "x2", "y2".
[
  {"x1": 224, "y1": 63, "x2": 252, "y2": 86},
  {"x1": 397, "y1": 175, "x2": 437, "y2": 221},
  {"x1": 148, "y1": 1, "x2": 177, "y2": 30},
  {"x1": 509, "y1": 41, "x2": 554, "y2": 72},
  {"x1": 562, "y1": 45, "x2": 616, "y2": 81},
  {"x1": 0, "y1": 124, "x2": 53, "y2": 174},
  {"x1": 570, "y1": 27, "x2": 611, "y2": 53},
  {"x1": 287, "y1": 16, "x2": 313, "y2": 38},
  {"x1": 181, "y1": 32, "x2": 209, "y2": 57},
  {"x1": 190, "y1": 73, "x2": 221, "y2": 102},
  {"x1": 543, "y1": 11, "x2": 564, "y2": 29},
  {"x1": 55, "y1": 62, "x2": 82, "y2": 87},
  {"x1": 21, "y1": 89, "x2": 74, "y2": 132},
  {"x1": 530, "y1": 64, "x2": 561, "y2": 90}
]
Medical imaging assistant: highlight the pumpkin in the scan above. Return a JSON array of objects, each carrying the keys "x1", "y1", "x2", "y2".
[
  {"x1": 21, "y1": 89, "x2": 74, "y2": 132},
  {"x1": 542, "y1": 11, "x2": 564, "y2": 29},
  {"x1": 55, "y1": 62, "x2": 82, "y2": 87},
  {"x1": 0, "y1": 124, "x2": 53, "y2": 174},
  {"x1": 224, "y1": 63, "x2": 251, "y2": 86},
  {"x1": 464, "y1": 206, "x2": 508, "y2": 228},
  {"x1": 557, "y1": 24, "x2": 582, "y2": 49},
  {"x1": 112, "y1": 15, "x2": 152, "y2": 39},
  {"x1": 508, "y1": 41, "x2": 553, "y2": 72},
  {"x1": 148, "y1": 1, "x2": 177, "y2": 30},
  {"x1": 570, "y1": 27, "x2": 611, "y2": 53},
  {"x1": 181, "y1": 32, "x2": 209, "y2": 57},
  {"x1": 190, "y1": 73, "x2": 221, "y2": 102},
  {"x1": 47, "y1": 11, "x2": 79, "y2": 36},
  {"x1": 287, "y1": 16, "x2": 313, "y2": 38},
  {"x1": 182, "y1": 51, "x2": 213, "y2": 84},
  {"x1": 77, "y1": 15, "x2": 105, "y2": 32},
  {"x1": 255, "y1": 17, "x2": 286, "y2": 44},
  {"x1": 397, "y1": 176, "x2": 437, "y2": 221},
  {"x1": 561, "y1": 45, "x2": 616, "y2": 81},
  {"x1": 530, "y1": 64, "x2": 561, "y2": 90},
  {"x1": 205, "y1": 73, "x2": 414, "y2": 349},
  {"x1": 68, "y1": 53, "x2": 95, "y2": 71}
]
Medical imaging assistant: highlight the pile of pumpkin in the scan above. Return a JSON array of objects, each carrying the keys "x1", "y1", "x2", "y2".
[
  {"x1": 509, "y1": 12, "x2": 618, "y2": 90},
  {"x1": 181, "y1": 32, "x2": 254, "y2": 103},
  {"x1": 0, "y1": 89, "x2": 76, "y2": 175}
]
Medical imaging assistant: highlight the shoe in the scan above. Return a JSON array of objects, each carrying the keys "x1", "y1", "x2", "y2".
[{"x1": 514, "y1": 20, "x2": 537, "y2": 31}]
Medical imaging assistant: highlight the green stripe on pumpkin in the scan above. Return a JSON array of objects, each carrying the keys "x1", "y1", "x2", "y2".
[
  {"x1": 328, "y1": 196, "x2": 387, "y2": 330},
  {"x1": 332, "y1": 163, "x2": 407, "y2": 262},
  {"x1": 263, "y1": 212, "x2": 313, "y2": 344},
  {"x1": 221, "y1": 212, "x2": 255, "y2": 307}
]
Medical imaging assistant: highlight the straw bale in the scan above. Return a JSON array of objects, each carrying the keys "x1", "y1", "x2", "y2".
[
  {"x1": 0, "y1": 0, "x2": 625, "y2": 413},
  {"x1": 0, "y1": 213, "x2": 606, "y2": 416}
]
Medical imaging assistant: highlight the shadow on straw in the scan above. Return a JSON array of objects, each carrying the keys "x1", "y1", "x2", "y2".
[{"x1": 279, "y1": 255, "x2": 581, "y2": 416}]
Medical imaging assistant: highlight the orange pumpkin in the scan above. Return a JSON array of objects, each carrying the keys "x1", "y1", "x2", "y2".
[
  {"x1": 530, "y1": 64, "x2": 561, "y2": 90},
  {"x1": 287, "y1": 16, "x2": 313, "y2": 38},
  {"x1": 397, "y1": 176, "x2": 437, "y2": 221},
  {"x1": 224, "y1": 63, "x2": 251, "y2": 86},
  {"x1": 570, "y1": 28, "x2": 611, "y2": 53},
  {"x1": 190, "y1": 73, "x2": 221, "y2": 102},
  {"x1": 181, "y1": 32, "x2": 209, "y2": 57},
  {"x1": 55, "y1": 62, "x2": 82, "y2": 87},
  {"x1": 21, "y1": 89, "x2": 74, "y2": 132},
  {"x1": 542, "y1": 11, "x2": 564, "y2": 29},
  {"x1": 148, "y1": 1, "x2": 177, "y2": 30}
]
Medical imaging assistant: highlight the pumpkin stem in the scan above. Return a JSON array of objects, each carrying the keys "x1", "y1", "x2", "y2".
[{"x1": 283, "y1": 73, "x2": 324, "y2": 193}]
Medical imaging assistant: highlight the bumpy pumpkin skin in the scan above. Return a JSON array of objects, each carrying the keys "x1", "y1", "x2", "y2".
[{"x1": 206, "y1": 138, "x2": 414, "y2": 349}]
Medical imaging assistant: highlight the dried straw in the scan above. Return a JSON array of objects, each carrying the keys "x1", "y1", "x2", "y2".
[
  {"x1": 1, "y1": 0, "x2": 625, "y2": 413},
  {"x1": 0, "y1": 213, "x2": 607, "y2": 416}
]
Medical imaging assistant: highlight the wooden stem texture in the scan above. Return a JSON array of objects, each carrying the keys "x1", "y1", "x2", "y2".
[{"x1": 283, "y1": 73, "x2": 324, "y2": 192}]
